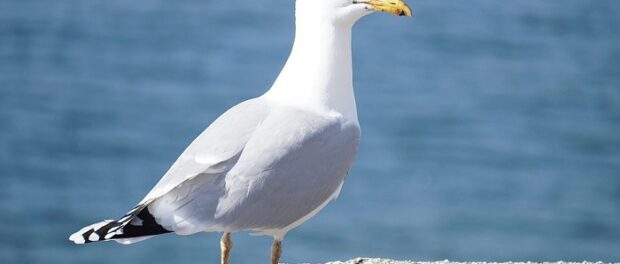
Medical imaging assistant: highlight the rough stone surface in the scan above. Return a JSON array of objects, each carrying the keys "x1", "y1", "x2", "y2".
[{"x1": 322, "y1": 259, "x2": 614, "y2": 264}]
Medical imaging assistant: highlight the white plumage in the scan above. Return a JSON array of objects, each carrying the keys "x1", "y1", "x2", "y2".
[
  {"x1": 70, "y1": 0, "x2": 411, "y2": 263},
  {"x1": 148, "y1": 99, "x2": 360, "y2": 238}
]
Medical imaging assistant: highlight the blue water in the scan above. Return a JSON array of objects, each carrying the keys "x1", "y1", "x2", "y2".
[{"x1": 1, "y1": 0, "x2": 619, "y2": 263}]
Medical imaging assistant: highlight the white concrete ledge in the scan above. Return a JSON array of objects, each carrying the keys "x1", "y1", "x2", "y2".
[{"x1": 324, "y1": 259, "x2": 613, "y2": 264}]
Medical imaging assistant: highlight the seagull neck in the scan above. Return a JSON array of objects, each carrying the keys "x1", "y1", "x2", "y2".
[{"x1": 265, "y1": 22, "x2": 358, "y2": 122}]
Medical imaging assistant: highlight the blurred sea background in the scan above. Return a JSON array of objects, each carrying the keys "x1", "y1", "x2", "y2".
[{"x1": 1, "y1": 0, "x2": 619, "y2": 263}]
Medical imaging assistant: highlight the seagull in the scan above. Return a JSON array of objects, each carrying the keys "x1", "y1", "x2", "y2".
[{"x1": 69, "y1": 0, "x2": 411, "y2": 263}]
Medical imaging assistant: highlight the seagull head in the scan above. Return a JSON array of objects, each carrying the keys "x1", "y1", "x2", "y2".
[{"x1": 295, "y1": 0, "x2": 411, "y2": 27}]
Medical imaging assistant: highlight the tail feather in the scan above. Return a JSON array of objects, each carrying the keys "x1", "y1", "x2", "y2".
[{"x1": 69, "y1": 205, "x2": 171, "y2": 245}]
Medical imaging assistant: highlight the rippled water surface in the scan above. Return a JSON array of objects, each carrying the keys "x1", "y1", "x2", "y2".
[{"x1": 1, "y1": 0, "x2": 619, "y2": 263}]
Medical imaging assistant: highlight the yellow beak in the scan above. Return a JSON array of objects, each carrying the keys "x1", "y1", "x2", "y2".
[{"x1": 365, "y1": 0, "x2": 412, "y2": 17}]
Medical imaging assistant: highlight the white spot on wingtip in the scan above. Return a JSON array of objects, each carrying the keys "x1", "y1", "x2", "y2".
[
  {"x1": 70, "y1": 220, "x2": 115, "y2": 244},
  {"x1": 69, "y1": 233, "x2": 85, "y2": 244},
  {"x1": 88, "y1": 232, "x2": 100, "y2": 241}
]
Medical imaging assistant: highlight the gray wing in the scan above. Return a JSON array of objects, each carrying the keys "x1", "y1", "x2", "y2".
[
  {"x1": 139, "y1": 97, "x2": 270, "y2": 203},
  {"x1": 216, "y1": 108, "x2": 361, "y2": 232},
  {"x1": 149, "y1": 105, "x2": 361, "y2": 234}
]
